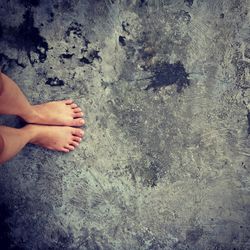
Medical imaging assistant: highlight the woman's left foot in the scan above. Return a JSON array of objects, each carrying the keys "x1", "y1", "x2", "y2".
[{"x1": 23, "y1": 99, "x2": 85, "y2": 127}]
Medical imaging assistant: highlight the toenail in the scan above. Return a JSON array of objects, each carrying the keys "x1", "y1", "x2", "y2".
[{"x1": 80, "y1": 119, "x2": 85, "y2": 124}]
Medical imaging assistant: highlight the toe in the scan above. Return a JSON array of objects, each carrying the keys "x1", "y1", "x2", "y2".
[
  {"x1": 65, "y1": 145, "x2": 75, "y2": 151},
  {"x1": 71, "y1": 118, "x2": 85, "y2": 127},
  {"x1": 70, "y1": 141, "x2": 80, "y2": 147},
  {"x1": 72, "y1": 128, "x2": 84, "y2": 137},
  {"x1": 71, "y1": 103, "x2": 78, "y2": 108},
  {"x1": 61, "y1": 148, "x2": 70, "y2": 153},
  {"x1": 64, "y1": 99, "x2": 73, "y2": 105},
  {"x1": 73, "y1": 112, "x2": 84, "y2": 118},
  {"x1": 73, "y1": 107, "x2": 82, "y2": 113},
  {"x1": 72, "y1": 136, "x2": 82, "y2": 142}
]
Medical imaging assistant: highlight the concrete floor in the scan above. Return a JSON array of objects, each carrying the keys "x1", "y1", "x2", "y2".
[{"x1": 0, "y1": 0, "x2": 250, "y2": 249}]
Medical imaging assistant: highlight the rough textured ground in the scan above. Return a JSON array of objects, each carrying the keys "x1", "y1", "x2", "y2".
[{"x1": 0, "y1": 0, "x2": 250, "y2": 249}]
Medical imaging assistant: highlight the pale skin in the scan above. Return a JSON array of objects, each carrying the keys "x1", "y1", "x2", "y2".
[{"x1": 0, "y1": 72, "x2": 85, "y2": 164}]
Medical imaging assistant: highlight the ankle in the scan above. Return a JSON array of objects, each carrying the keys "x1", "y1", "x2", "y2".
[
  {"x1": 21, "y1": 125, "x2": 38, "y2": 143},
  {"x1": 20, "y1": 106, "x2": 42, "y2": 123}
]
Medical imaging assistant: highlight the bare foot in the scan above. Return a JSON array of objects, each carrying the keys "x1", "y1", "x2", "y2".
[
  {"x1": 24, "y1": 99, "x2": 85, "y2": 126},
  {"x1": 26, "y1": 124, "x2": 84, "y2": 152}
]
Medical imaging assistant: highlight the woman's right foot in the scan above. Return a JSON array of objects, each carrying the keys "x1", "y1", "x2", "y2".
[{"x1": 25, "y1": 124, "x2": 84, "y2": 152}]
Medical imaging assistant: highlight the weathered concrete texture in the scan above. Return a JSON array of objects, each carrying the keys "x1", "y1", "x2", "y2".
[{"x1": 0, "y1": 0, "x2": 250, "y2": 249}]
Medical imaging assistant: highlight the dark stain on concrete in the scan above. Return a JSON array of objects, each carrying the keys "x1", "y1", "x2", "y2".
[
  {"x1": 59, "y1": 53, "x2": 74, "y2": 62},
  {"x1": 76, "y1": 228, "x2": 110, "y2": 250},
  {"x1": 141, "y1": 161, "x2": 163, "y2": 187},
  {"x1": 79, "y1": 50, "x2": 101, "y2": 65},
  {"x1": 65, "y1": 22, "x2": 83, "y2": 39},
  {"x1": 0, "y1": 203, "x2": 22, "y2": 250},
  {"x1": 0, "y1": 53, "x2": 26, "y2": 71},
  {"x1": 139, "y1": 47, "x2": 155, "y2": 61},
  {"x1": 5, "y1": 10, "x2": 48, "y2": 66},
  {"x1": 184, "y1": 0, "x2": 193, "y2": 7},
  {"x1": 145, "y1": 61, "x2": 190, "y2": 92},
  {"x1": 61, "y1": 53, "x2": 74, "y2": 59},
  {"x1": 0, "y1": 23, "x2": 3, "y2": 39},
  {"x1": 60, "y1": 0, "x2": 80, "y2": 12},
  {"x1": 19, "y1": 0, "x2": 40, "y2": 7},
  {"x1": 176, "y1": 10, "x2": 192, "y2": 24},
  {"x1": 122, "y1": 21, "x2": 130, "y2": 35},
  {"x1": 48, "y1": 228, "x2": 74, "y2": 250},
  {"x1": 186, "y1": 227, "x2": 203, "y2": 243},
  {"x1": 119, "y1": 35, "x2": 126, "y2": 46},
  {"x1": 80, "y1": 56, "x2": 92, "y2": 64},
  {"x1": 247, "y1": 111, "x2": 250, "y2": 134},
  {"x1": 244, "y1": 48, "x2": 250, "y2": 59},
  {"x1": 65, "y1": 22, "x2": 90, "y2": 53},
  {"x1": 45, "y1": 77, "x2": 65, "y2": 87},
  {"x1": 48, "y1": 12, "x2": 54, "y2": 23},
  {"x1": 0, "y1": 203, "x2": 12, "y2": 249},
  {"x1": 139, "y1": 0, "x2": 148, "y2": 7}
]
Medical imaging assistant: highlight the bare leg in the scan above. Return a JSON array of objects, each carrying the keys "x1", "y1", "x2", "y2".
[
  {"x1": 0, "y1": 134, "x2": 4, "y2": 157},
  {"x1": 0, "y1": 125, "x2": 84, "y2": 164},
  {"x1": 0, "y1": 72, "x2": 85, "y2": 126}
]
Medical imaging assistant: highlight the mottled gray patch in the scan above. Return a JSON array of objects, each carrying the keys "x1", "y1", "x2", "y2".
[{"x1": 186, "y1": 227, "x2": 203, "y2": 243}]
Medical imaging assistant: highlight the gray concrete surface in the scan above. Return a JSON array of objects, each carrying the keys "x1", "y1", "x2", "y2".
[{"x1": 0, "y1": 0, "x2": 250, "y2": 249}]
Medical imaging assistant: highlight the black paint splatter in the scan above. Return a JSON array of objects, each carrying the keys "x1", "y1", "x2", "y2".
[
  {"x1": 5, "y1": 10, "x2": 48, "y2": 66},
  {"x1": 247, "y1": 111, "x2": 250, "y2": 134},
  {"x1": 79, "y1": 50, "x2": 101, "y2": 65},
  {"x1": 184, "y1": 0, "x2": 193, "y2": 7},
  {"x1": 145, "y1": 61, "x2": 190, "y2": 92},
  {"x1": 65, "y1": 22, "x2": 90, "y2": 51},
  {"x1": 19, "y1": 0, "x2": 40, "y2": 7},
  {"x1": 139, "y1": 0, "x2": 147, "y2": 7},
  {"x1": 48, "y1": 12, "x2": 54, "y2": 23},
  {"x1": 122, "y1": 21, "x2": 130, "y2": 35},
  {"x1": 45, "y1": 77, "x2": 65, "y2": 87},
  {"x1": 0, "y1": 53, "x2": 26, "y2": 71},
  {"x1": 119, "y1": 36, "x2": 126, "y2": 46},
  {"x1": 80, "y1": 57, "x2": 91, "y2": 64},
  {"x1": 60, "y1": 53, "x2": 74, "y2": 59},
  {"x1": 65, "y1": 22, "x2": 83, "y2": 39},
  {"x1": 64, "y1": 22, "x2": 99, "y2": 65},
  {"x1": 83, "y1": 37, "x2": 90, "y2": 49}
]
